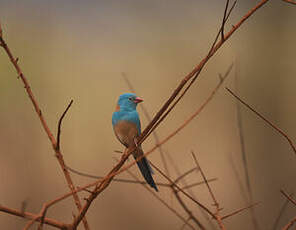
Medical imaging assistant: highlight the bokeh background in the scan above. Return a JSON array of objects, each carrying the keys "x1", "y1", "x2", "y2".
[{"x1": 0, "y1": 0, "x2": 295, "y2": 229}]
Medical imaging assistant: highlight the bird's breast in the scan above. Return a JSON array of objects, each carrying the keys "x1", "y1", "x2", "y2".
[{"x1": 113, "y1": 121, "x2": 139, "y2": 147}]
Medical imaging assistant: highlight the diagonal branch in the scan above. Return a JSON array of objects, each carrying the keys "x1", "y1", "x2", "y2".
[
  {"x1": 0, "y1": 204, "x2": 70, "y2": 230},
  {"x1": 221, "y1": 0, "x2": 230, "y2": 41},
  {"x1": 139, "y1": 0, "x2": 269, "y2": 144},
  {"x1": 281, "y1": 189, "x2": 296, "y2": 206},
  {"x1": 282, "y1": 216, "x2": 296, "y2": 230},
  {"x1": 226, "y1": 87, "x2": 296, "y2": 155},
  {"x1": 221, "y1": 202, "x2": 260, "y2": 220},
  {"x1": 282, "y1": 0, "x2": 296, "y2": 5}
]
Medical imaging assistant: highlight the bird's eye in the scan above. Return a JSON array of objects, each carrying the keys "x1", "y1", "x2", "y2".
[{"x1": 128, "y1": 97, "x2": 133, "y2": 101}]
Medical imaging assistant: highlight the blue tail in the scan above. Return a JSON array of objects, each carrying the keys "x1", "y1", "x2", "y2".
[{"x1": 133, "y1": 148, "x2": 158, "y2": 192}]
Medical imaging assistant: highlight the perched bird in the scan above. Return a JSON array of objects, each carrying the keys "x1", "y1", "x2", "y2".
[{"x1": 112, "y1": 93, "x2": 158, "y2": 191}]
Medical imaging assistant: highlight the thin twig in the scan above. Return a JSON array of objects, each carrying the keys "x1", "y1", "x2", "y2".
[
  {"x1": 150, "y1": 161, "x2": 215, "y2": 219},
  {"x1": 166, "y1": 150, "x2": 217, "y2": 230},
  {"x1": 181, "y1": 178, "x2": 218, "y2": 191},
  {"x1": 191, "y1": 152, "x2": 219, "y2": 208},
  {"x1": 226, "y1": 87, "x2": 296, "y2": 155},
  {"x1": 221, "y1": 202, "x2": 260, "y2": 220},
  {"x1": 67, "y1": 165, "x2": 170, "y2": 187},
  {"x1": 0, "y1": 204, "x2": 69, "y2": 229},
  {"x1": 282, "y1": 0, "x2": 296, "y2": 5},
  {"x1": 191, "y1": 152, "x2": 225, "y2": 230},
  {"x1": 221, "y1": 0, "x2": 230, "y2": 41},
  {"x1": 282, "y1": 216, "x2": 296, "y2": 230},
  {"x1": 273, "y1": 192, "x2": 294, "y2": 230},
  {"x1": 56, "y1": 100, "x2": 73, "y2": 151},
  {"x1": 281, "y1": 189, "x2": 296, "y2": 206},
  {"x1": 174, "y1": 167, "x2": 199, "y2": 184},
  {"x1": 234, "y1": 64, "x2": 259, "y2": 230}
]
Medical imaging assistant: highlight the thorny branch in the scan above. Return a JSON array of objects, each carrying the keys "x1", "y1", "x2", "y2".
[
  {"x1": 0, "y1": 25, "x2": 89, "y2": 230},
  {"x1": 71, "y1": 62, "x2": 234, "y2": 228},
  {"x1": 191, "y1": 152, "x2": 225, "y2": 230},
  {"x1": 139, "y1": 0, "x2": 269, "y2": 144}
]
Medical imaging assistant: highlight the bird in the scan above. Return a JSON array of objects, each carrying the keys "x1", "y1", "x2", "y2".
[{"x1": 112, "y1": 93, "x2": 158, "y2": 191}]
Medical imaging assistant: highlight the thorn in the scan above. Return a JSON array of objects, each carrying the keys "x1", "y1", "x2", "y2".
[
  {"x1": 15, "y1": 57, "x2": 19, "y2": 63},
  {"x1": 114, "y1": 150, "x2": 123, "y2": 154}
]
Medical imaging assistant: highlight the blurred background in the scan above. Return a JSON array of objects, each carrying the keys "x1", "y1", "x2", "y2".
[{"x1": 0, "y1": 0, "x2": 295, "y2": 229}]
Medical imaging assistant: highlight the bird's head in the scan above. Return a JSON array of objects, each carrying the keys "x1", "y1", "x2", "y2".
[{"x1": 116, "y1": 93, "x2": 143, "y2": 111}]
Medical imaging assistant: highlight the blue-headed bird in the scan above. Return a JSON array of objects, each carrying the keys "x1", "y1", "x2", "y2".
[{"x1": 112, "y1": 93, "x2": 158, "y2": 191}]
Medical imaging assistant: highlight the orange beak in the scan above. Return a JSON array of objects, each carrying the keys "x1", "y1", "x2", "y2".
[{"x1": 134, "y1": 97, "x2": 143, "y2": 104}]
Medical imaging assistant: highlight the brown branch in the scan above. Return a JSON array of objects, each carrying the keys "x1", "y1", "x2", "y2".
[
  {"x1": 282, "y1": 0, "x2": 296, "y2": 5},
  {"x1": 166, "y1": 150, "x2": 217, "y2": 230},
  {"x1": 191, "y1": 152, "x2": 225, "y2": 230},
  {"x1": 273, "y1": 193, "x2": 293, "y2": 230},
  {"x1": 174, "y1": 167, "x2": 199, "y2": 184},
  {"x1": 142, "y1": 1, "x2": 237, "y2": 144},
  {"x1": 67, "y1": 165, "x2": 171, "y2": 187},
  {"x1": 181, "y1": 178, "x2": 218, "y2": 191},
  {"x1": 0, "y1": 204, "x2": 70, "y2": 230},
  {"x1": 282, "y1": 216, "x2": 296, "y2": 230},
  {"x1": 221, "y1": 202, "x2": 260, "y2": 220},
  {"x1": 150, "y1": 162, "x2": 215, "y2": 218},
  {"x1": 70, "y1": 62, "x2": 232, "y2": 228},
  {"x1": 191, "y1": 152, "x2": 219, "y2": 208},
  {"x1": 281, "y1": 189, "x2": 296, "y2": 206},
  {"x1": 139, "y1": 0, "x2": 269, "y2": 144},
  {"x1": 226, "y1": 87, "x2": 296, "y2": 155},
  {"x1": 0, "y1": 26, "x2": 89, "y2": 229}
]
